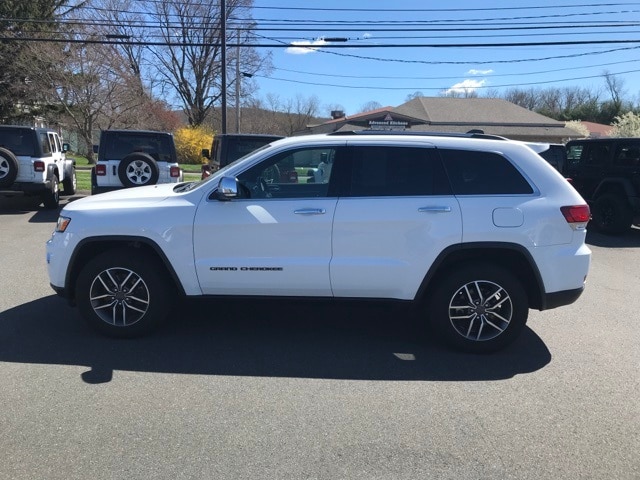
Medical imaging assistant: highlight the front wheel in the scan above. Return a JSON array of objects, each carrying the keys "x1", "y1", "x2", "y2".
[
  {"x1": 76, "y1": 249, "x2": 174, "y2": 337},
  {"x1": 429, "y1": 264, "x2": 529, "y2": 353}
]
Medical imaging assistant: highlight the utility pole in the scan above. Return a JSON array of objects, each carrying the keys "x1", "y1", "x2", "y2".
[
  {"x1": 221, "y1": 0, "x2": 227, "y2": 134},
  {"x1": 235, "y1": 31, "x2": 240, "y2": 133}
]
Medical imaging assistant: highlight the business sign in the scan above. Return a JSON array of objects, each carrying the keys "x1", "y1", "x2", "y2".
[{"x1": 368, "y1": 113, "x2": 409, "y2": 130}]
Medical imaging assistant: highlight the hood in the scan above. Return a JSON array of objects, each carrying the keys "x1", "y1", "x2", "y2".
[{"x1": 63, "y1": 183, "x2": 179, "y2": 212}]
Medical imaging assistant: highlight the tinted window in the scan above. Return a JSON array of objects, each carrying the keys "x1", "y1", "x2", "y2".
[
  {"x1": 348, "y1": 146, "x2": 450, "y2": 197},
  {"x1": 104, "y1": 134, "x2": 174, "y2": 161},
  {"x1": 584, "y1": 144, "x2": 610, "y2": 166},
  {"x1": 40, "y1": 133, "x2": 52, "y2": 155},
  {"x1": 613, "y1": 142, "x2": 640, "y2": 166},
  {"x1": 0, "y1": 129, "x2": 35, "y2": 156},
  {"x1": 439, "y1": 149, "x2": 533, "y2": 195}
]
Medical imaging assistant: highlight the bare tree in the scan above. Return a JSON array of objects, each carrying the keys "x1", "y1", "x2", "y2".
[
  {"x1": 358, "y1": 101, "x2": 382, "y2": 113},
  {"x1": 603, "y1": 71, "x2": 626, "y2": 119},
  {"x1": 148, "y1": 0, "x2": 270, "y2": 127}
]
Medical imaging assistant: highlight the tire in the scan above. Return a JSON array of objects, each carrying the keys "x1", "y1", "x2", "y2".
[
  {"x1": 591, "y1": 194, "x2": 632, "y2": 235},
  {"x1": 62, "y1": 167, "x2": 77, "y2": 196},
  {"x1": 76, "y1": 248, "x2": 173, "y2": 337},
  {"x1": 429, "y1": 263, "x2": 529, "y2": 354},
  {"x1": 0, "y1": 147, "x2": 19, "y2": 187},
  {"x1": 42, "y1": 174, "x2": 60, "y2": 209},
  {"x1": 117, "y1": 153, "x2": 159, "y2": 188}
]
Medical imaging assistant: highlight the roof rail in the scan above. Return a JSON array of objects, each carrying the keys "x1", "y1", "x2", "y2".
[{"x1": 327, "y1": 130, "x2": 508, "y2": 141}]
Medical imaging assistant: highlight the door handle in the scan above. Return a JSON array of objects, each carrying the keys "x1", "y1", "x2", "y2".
[
  {"x1": 418, "y1": 206, "x2": 452, "y2": 213},
  {"x1": 294, "y1": 208, "x2": 326, "y2": 215}
]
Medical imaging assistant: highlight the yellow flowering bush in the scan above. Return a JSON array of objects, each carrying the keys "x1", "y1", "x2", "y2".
[{"x1": 174, "y1": 126, "x2": 214, "y2": 164}]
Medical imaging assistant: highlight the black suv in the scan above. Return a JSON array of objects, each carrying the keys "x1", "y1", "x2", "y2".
[
  {"x1": 201, "y1": 133, "x2": 283, "y2": 178},
  {"x1": 565, "y1": 138, "x2": 640, "y2": 234}
]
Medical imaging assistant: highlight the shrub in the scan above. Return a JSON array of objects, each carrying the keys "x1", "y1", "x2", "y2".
[{"x1": 174, "y1": 126, "x2": 214, "y2": 164}]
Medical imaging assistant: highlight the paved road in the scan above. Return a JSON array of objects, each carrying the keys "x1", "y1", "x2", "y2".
[{"x1": 0, "y1": 195, "x2": 638, "y2": 480}]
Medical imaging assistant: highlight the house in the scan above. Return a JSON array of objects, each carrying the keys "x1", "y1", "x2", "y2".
[
  {"x1": 580, "y1": 121, "x2": 613, "y2": 138},
  {"x1": 299, "y1": 97, "x2": 582, "y2": 143}
]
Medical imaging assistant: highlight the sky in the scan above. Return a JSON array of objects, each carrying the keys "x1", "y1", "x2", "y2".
[{"x1": 246, "y1": 1, "x2": 640, "y2": 116}]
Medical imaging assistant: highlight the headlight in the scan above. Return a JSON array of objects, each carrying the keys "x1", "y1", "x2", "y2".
[{"x1": 56, "y1": 216, "x2": 71, "y2": 233}]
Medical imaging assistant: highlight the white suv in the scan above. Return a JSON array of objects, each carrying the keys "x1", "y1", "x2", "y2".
[
  {"x1": 46, "y1": 132, "x2": 591, "y2": 353},
  {"x1": 0, "y1": 125, "x2": 76, "y2": 209},
  {"x1": 91, "y1": 129, "x2": 183, "y2": 195}
]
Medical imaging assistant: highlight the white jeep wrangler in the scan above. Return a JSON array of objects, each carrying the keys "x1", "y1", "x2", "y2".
[
  {"x1": 0, "y1": 125, "x2": 76, "y2": 209},
  {"x1": 91, "y1": 129, "x2": 183, "y2": 195}
]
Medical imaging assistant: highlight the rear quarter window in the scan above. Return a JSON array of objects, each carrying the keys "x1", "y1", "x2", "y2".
[{"x1": 439, "y1": 149, "x2": 533, "y2": 195}]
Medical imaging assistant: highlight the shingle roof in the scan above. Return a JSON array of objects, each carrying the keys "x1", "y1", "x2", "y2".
[{"x1": 393, "y1": 97, "x2": 565, "y2": 126}]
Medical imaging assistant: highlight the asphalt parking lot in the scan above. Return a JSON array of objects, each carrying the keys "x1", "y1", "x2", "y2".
[{"x1": 0, "y1": 195, "x2": 638, "y2": 480}]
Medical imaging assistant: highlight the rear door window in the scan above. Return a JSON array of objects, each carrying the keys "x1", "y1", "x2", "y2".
[{"x1": 346, "y1": 146, "x2": 451, "y2": 197}]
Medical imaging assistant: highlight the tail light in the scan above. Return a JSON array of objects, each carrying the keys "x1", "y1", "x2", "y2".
[
  {"x1": 561, "y1": 205, "x2": 590, "y2": 224},
  {"x1": 170, "y1": 166, "x2": 181, "y2": 178},
  {"x1": 95, "y1": 164, "x2": 106, "y2": 176},
  {"x1": 34, "y1": 161, "x2": 45, "y2": 172}
]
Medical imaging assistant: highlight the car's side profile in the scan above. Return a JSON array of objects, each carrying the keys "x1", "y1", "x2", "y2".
[{"x1": 47, "y1": 132, "x2": 591, "y2": 353}]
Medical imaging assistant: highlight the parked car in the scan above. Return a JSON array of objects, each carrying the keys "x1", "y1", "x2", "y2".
[
  {"x1": 201, "y1": 133, "x2": 283, "y2": 179},
  {"x1": 565, "y1": 137, "x2": 640, "y2": 234},
  {"x1": 0, "y1": 125, "x2": 75, "y2": 209},
  {"x1": 91, "y1": 130, "x2": 183, "y2": 195},
  {"x1": 47, "y1": 131, "x2": 591, "y2": 353}
]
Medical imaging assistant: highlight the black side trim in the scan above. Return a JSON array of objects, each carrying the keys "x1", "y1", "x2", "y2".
[
  {"x1": 65, "y1": 236, "x2": 186, "y2": 300},
  {"x1": 415, "y1": 242, "x2": 546, "y2": 307}
]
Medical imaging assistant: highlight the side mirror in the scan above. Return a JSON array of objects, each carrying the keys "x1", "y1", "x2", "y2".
[
  {"x1": 92, "y1": 144, "x2": 99, "y2": 154},
  {"x1": 215, "y1": 176, "x2": 238, "y2": 201},
  {"x1": 202, "y1": 148, "x2": 210, "y2": 159},
  {"x1": 62, "y1": 143, "x2": 70, "y2": 152}
]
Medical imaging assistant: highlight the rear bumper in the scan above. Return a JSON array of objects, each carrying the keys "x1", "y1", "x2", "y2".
[
  {"x1": 540, "y1": 286, "x2": 585, "y2": 310},
  {"x1": 0, "y1": 181, "x2": 51, "y2": 196}
]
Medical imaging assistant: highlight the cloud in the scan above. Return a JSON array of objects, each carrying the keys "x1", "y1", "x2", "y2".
[
  {"x1": 443, "y1": 79, "x2": 488, "y2": 95},
  {"x1": 467, "y1": 69, "x2": 494, "y2": 75},
  {"x1": 286, "y1": 38, "x2": 329, "y2": 55}
]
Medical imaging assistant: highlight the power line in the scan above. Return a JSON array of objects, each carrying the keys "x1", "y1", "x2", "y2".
[
  {"x1": 2, "y1": 34, "x2": 640, "y2": 49},
  {"x1": 272, "y1": 58, "x2": 640, "y2": 80},
  {"x1": 251, "y1": 67, "x2": 640, "y2": 91},
  {"x1": 249, "y1": 3, "x2": 640, "y2": 12}
]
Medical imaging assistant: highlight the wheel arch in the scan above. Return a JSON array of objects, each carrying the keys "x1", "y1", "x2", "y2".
[
  {"x1": 593, "y1": 178, "x2": 635, "y2": 201},
  {"x1": 46, "y1": 163, "x2": 59, "y2": 181},
  {"x1": 415, "y1": 242, "x2": 545, "y2": 310},
  {"x1": 65, "y1": 236, "x2": 186, "y2": 303}
]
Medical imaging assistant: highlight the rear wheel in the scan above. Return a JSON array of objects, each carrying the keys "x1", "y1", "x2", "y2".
[
  {"x1": 62, "y1": 168, "x2": 77, "y2": 195},
  {"x1": 429, "y1": 263, "x2": 529, "y2": 353},
  {"x1": 76, "y1": 248, "x2": 173, "y2": 337},
  {"x1": 592, "y1": 194, "x2": 632, "y2": 235},
  {"x1": 42, "y1": 175, "x2": 60, "y2": 209}
]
